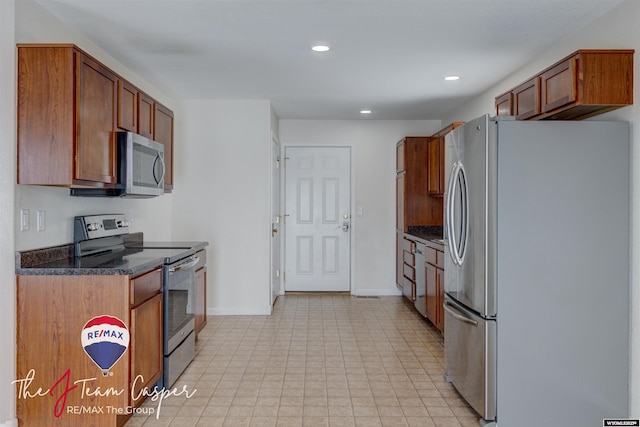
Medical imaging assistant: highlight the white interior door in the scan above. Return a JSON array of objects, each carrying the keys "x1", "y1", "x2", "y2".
[
  {"x1": 284, "y1": 146, "x2": 351, "y2": 292},
  {"x1": 271, "y1": 135, "x2": 281, "y2": 304}
]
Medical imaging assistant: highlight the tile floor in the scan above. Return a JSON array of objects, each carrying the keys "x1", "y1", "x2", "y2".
[{"x1": 126, "y1": 293, "x2": 481, "y2": 426}]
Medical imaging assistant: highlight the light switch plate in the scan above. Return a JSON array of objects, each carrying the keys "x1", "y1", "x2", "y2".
[
  {"x1": 20, "y1": 209, "x2": 29, "y2": 231},
  {"x1": 36, "y1": 210, "x2": 46, "y2": 231}
]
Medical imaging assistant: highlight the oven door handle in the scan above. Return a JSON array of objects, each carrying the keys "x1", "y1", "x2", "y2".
[{"x1": 169, "y1": 256, "x2": 200, "y2": 273}]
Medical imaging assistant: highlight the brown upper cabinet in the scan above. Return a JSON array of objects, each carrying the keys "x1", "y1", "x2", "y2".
[
  {"x1": 138, "y1": 91, "x2": 155, "y2": 139},
  {"x1": 18, "y1": 45, "x2": 118, "y2": 186},
  {"x1": 117, "y1": 79, "x2": 138, "y2": 132},
  {"x1": 496, "y1": 49, "x2": 634, "y2": 120},
  {"x1": 428, "y1": 123, "x2": 463, "y2": 196},
  {"x1": 396, "y1": 136, "x2": 441, "y2": 231},
  {"x1": 154, "y1": 102, "x2": 174, "y2": 192},
  {"x1": 17, "y1": 43, "x2": 175, "y2": 192}
]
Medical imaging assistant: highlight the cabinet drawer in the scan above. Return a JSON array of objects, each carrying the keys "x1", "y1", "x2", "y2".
[
  {"x1": 401, "y1": 237, "x2": 415, "y2": 254},
  {"x1": 131, "y1": 268, "x2": 162, "y2": 306},
  {"x1": 403, "y1": 250, "x2": 415, "y2": 266},
  {"x1": 424, "y1": 247, "x2": 437, "y2": 266},
  {"x1": 403, "y1": 263, "x2": 415, "y2": 281}
]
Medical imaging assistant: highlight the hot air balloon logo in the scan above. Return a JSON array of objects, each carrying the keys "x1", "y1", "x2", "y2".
[{"x1": 81, "y1": 315, "x2": 130, "y2": 376}]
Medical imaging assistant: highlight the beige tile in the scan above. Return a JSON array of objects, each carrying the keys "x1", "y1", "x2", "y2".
[
  {"x1": 249, "y1": 416, "x2": 277, "y2": 427},
  {"x1": 328, "y1": 416, "x2": 356, "y2": 427},
  {"x1": 354, "y1": 416, "x2": 382, "y2": 427},
  {"x1": 125, "y1": 296, "x2": 481, "y2": 427}
]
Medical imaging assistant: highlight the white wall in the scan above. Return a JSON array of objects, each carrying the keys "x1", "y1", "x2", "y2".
[
  {"x1": 172, "y1": 99, "x2": 273, "y2": 315},
  {"x1": 13, "y1": 0, "x2": 177, "y2": 251},
  {"x1": 442, "y1": 0, "x2": 640, "y2": 415},
  {"x1": 0, "y1": 1, "x2": 17, "y2": 424},
  {"x1": 279, "y1": 120, "x2": 441, "y2": 295}
]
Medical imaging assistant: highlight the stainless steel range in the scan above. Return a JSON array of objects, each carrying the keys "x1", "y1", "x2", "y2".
[{"x1": 74, "y1": 214, "x2": 208, "y2": 389}]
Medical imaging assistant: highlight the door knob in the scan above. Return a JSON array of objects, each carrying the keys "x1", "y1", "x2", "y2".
[{"x1": 272, "y1": 228, "x2": 278, "y2": 233}]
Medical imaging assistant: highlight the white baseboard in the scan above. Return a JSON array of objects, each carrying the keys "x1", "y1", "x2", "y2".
[
  {"x1": 207, "y1": 307, "x2": 272, "y2": 315},
  {"x1": 352, "y1": 288, "x2": 402, "y2": 297},
  {"x1": 0, "y1": 419, "x2": 18, "y2": 427}
]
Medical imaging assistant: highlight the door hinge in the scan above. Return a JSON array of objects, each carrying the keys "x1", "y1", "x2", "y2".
[
  {"x1": 276, "y1": 269, "x2": 280, "y2": 278},
  {"x1": 283, "y1": 156, "x2": 290, "y2": 167},
  {"x1": 276, "y1": 158, "x2": 280, "y2": 169}
]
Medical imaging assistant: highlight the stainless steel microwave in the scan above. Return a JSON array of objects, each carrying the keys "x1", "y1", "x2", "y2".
[
  {"x1": 118, "y1": 132, "x2": 165, "y2": 197},
  {"x1": 70, "y1": 132, "x2": 165, "y2": 198}
]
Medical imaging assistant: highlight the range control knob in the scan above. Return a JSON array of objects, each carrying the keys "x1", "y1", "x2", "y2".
[
  {"x1": 116, "y1": 220, "x2": 130, "y2": 228},
  {"x1": 86, "y1": 223, "x2": 99, "y2": 232}
]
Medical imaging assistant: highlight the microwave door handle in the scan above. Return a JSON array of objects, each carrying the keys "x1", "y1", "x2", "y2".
[{"x1": 153, "y1": 152, "x2": 165, "y2": 187}]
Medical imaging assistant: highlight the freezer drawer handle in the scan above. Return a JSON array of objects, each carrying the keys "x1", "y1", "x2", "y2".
[{"x1": 444, "y1": 301, "x2": 478, "y2": 326}]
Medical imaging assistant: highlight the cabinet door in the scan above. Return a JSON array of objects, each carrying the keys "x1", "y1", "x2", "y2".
[
  {"x1": 154, "y1": 102, "x2": 174, "y2": 192},
  {"x1": 495, "y1": 92, "x2": 513, "y2": 116},
  {"x1": 76, "y1": 53, "x2": 118, "y2": 184},
  {"x1": 396, "y1": 139, "x2": 405, "y2": 173},
  {"x1": 130, "y1": 293, "x2": 163, "y2": 405},
  {"x1": 425, "y1": 263, "x2": 437, "y2": 324},
  {"x1": 427, "y1": 136, "x2": 444, "y2": 195},
  {"x1": 117, "y1": 79, "x2": 138, "y2": 132},
  {"x1": 396, "y1": 232, "x2": 404, "y2": 289},
  {"x1": 396, "y1": 173, "x2": 405, "y2": 231},
  {"x1": 436, "y1": 267, "x2": 444, "y2": 332},
  {"x1": 513, "y1": 76, "x2": 541, "y2": 120},
  {"x1": 138, "y1": 91, "x2": 155, "y2": 139},
  {"x1": 541, "y1": 57, "x2": 577, "y2": 114},
  {"x1": 194, "y1": 266, "x2": 207, "y2": 336}
]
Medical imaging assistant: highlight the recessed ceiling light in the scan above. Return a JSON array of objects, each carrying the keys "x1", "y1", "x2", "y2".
[
  {"x1": 311, "y1": 45, "x2": 330, "y2": 52},
  {"x1": 360, "y1": 110, "x2": 372, "y2": 114},
  {"x1": 444, "y1": 75, "x2": 460, "y2": 81}
]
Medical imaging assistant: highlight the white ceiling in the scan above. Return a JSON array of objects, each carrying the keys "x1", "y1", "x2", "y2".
[{"x1": 35, "y1": 0, "x2": 624, "y2": 120}]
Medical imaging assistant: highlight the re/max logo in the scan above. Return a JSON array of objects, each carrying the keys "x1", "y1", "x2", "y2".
[
  {"x1": 604, "y1": 420, "x2": 640, "y2": 426},
  {"x1": 85, "y1": 330, "x2": 125, "y2": 340}
]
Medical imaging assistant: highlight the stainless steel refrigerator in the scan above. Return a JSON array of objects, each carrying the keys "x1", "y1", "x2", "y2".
[{"x1": 443, "y1": 114, "x2": 630, "y2": 427}]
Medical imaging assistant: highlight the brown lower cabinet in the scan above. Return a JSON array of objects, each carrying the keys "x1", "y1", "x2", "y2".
[
  {"x1": 424, "y1": 246, "x2": 445, "y2": 333},
  {"x1": 194, "y1": 250, "x2": 207, "y2": 336},
  {"x1": 16, "y1": 269, "x2": 163, "y2": 427}
]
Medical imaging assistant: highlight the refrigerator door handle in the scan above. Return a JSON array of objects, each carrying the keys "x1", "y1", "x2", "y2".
[
  {"x1": 446, "y1": 162, "x2": 459, "y2": 265},
  {"x1": 444, "y1": 300, "x2": 478, "y2": 326},
  {"x1": 447, "y1": 161, "x2": 469, "y2": 266}
]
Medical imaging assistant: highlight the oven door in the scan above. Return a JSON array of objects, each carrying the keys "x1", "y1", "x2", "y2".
[{"x1": 164, "y1": 256, "x2": 198, "y2": 354}]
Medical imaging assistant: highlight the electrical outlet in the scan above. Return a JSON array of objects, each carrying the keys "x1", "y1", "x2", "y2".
[
  {"x1": 36, "y1": 210, "x2": 46, "y2": 231},
  {"x1": 20, "y1": 209, "x2": 30, "y2": 231}
]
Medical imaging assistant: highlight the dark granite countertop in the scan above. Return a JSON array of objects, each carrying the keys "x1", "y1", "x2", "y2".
[
  {"x1": 406, "y1": 226, "x2": 445, "y2": 250},
  {"x1": 16, "y1": 240, "x2": 209, "y2": 276}
]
